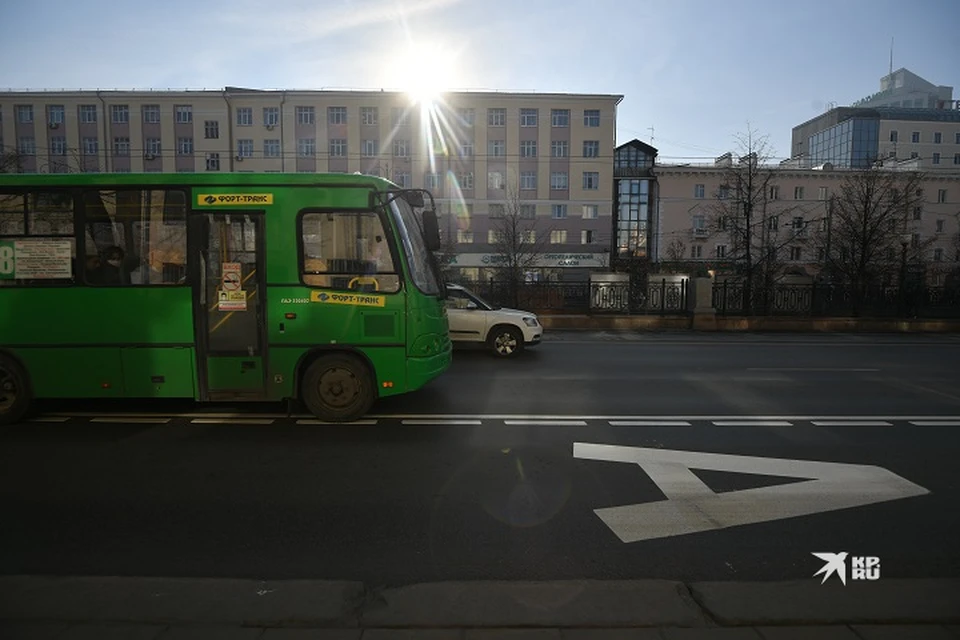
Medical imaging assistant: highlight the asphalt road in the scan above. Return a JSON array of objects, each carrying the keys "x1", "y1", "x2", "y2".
[{"x1": 2, "y1": 332, "x2": 959, "y2": 587}]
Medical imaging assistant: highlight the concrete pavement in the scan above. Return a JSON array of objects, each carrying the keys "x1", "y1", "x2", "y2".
[{"x1": 2, "y1": 576, "x2": 959, "y2": 639}]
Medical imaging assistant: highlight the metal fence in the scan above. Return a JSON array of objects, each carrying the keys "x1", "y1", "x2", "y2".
[
  {"x1": 459, "y1": 279, "x2": 689, "y2": 315},
  {"x1": 713, "y1": 281, "x2": 960, "y2": 318}
]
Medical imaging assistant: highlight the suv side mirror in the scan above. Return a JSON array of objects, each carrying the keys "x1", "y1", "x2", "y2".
[{"x1": 465, "y1": 301, "x2": 478, "y2": 310}]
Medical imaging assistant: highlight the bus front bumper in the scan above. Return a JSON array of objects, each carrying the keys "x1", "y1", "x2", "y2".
[{"x1": 406, "y1": 341, "x2": 452, "y2": 392}]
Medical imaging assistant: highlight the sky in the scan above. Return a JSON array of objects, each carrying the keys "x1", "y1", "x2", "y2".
[{"x1": 2, "y1": 0, "x2": 958, "y2": 163}]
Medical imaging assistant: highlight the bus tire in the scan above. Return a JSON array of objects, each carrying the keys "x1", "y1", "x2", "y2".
[
  {"x1": 0, "y1": 353, "x2": 32, "y2": 427},
  {"x1": 487, "y1": 325, "x2": 524, "y2": 358},
  {"x1": 301, "y1": 353, "x2": 375, "y2": 422}
]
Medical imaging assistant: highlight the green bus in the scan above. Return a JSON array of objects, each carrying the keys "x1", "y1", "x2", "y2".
[{"x1": 0, "y1": 173, "x2": 451, "y2": 424}]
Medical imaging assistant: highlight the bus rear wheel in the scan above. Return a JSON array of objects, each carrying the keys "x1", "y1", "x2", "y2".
[
  {"x1": 0, "y1": 354, "x2": 32, "y2": 427},
  {"x1": 301, "y1": 354, "x2": 375, "y2": 422}
]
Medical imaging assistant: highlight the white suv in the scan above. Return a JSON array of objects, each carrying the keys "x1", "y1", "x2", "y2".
[{"x1": 444, "y1": 283, "x2": 543, "y2": 357}]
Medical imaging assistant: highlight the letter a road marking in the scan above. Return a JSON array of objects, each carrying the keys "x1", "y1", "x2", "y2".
[{"x1": 572, "y1": 443, "x2": 929, "y2": 543}]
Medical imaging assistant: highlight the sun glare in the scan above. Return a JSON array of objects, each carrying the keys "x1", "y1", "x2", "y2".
[{"x1": 390, "y1": 42, "x2": 461, "y2": 106}]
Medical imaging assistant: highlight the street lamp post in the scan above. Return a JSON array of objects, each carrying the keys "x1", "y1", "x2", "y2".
[{"x1": 899, "y1": 233, "x2": 911, "y2": 317}]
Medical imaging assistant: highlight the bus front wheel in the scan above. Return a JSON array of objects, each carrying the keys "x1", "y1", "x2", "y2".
[
  {"x1": 0, "y1": 353, "x2": 32, "y2": 427},
  {"x1": 301, "y1": 353, "x2": 375, "y2": 422}
]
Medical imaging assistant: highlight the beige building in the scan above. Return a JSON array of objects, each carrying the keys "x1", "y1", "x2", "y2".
[
  {"x1": 0, "y1": 88, "x2": 621, "y2": 281},
  {"x1": 654, "y1": 159, "x2": 960, "y2": 285}
]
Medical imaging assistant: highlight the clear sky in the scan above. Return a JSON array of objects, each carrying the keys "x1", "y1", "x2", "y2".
[{"x1": 2, "y1": 0, "x2": 958, "y2": 162}]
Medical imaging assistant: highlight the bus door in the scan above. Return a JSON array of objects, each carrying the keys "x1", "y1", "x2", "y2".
[{"x1": 193, "y1": 211, "x2": 267, "y2": 401}]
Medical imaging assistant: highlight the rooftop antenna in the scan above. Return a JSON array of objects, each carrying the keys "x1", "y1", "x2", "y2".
[
  {"x1": 889, "y1": 36, "x2": 894, "y2": 76},
  {"x1": 647, "y1": 126, "x2": 654, "y2": 145}
]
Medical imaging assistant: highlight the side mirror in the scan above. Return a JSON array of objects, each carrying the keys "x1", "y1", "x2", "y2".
[
  {"x1": 403, "y1": 191, "x2": 425, "y2": 208},
  {"x1": 422, "y1": 209, "x2": 441, "y2": 251},
  {"x1": 465, "y1": 301, "x2": 478, "y2": 310}
]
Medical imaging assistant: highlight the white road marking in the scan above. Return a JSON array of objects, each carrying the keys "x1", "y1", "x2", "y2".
[
  {"x1": 90, "y1": 417, "x2": 171, "y2": 424},
  {"x1": 296, "y1": 419, "x2": 378, "y2": 426},
  {"x1": 573, "y1": 442, "x2": 929, "y2": 543},
  {"x1": 504, "y1": 420, "x2": 588, "y2": 427},
  {"x1": 746, "y1": 368, "x2": 880, "y2": 372},
  {"x1": 190, "y1": 418, "x2": 276, "y2": 425},
  {"x1": 609, "y1": 421, "x2": 692, "y2": 427},
  {"x1": 713, "y1": 421, "x2": 794, "y2": 427},
  {"x1": 909, "y1": 421, "x2": 960, "y2": 427},
  {"x1": 401, "y1": 419, "x2": 482, "y2": 426},
  {"x1": 812, "y1": 421, "x2": 892, "y2": 427},
  {"x1": 29, "y1": 416, "x2": 70, "y2": 423}
]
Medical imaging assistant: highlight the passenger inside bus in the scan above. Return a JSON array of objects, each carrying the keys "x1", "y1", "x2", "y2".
[{"x1": 87, "y1": 246, "x2": 132, "y2": 285}]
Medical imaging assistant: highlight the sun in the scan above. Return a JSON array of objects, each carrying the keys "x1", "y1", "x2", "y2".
[{"x1": 388, "y1": 42, "x2": 462, "y2": 106}]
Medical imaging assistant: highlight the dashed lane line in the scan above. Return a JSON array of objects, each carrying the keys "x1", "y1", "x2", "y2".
[
  {"x1": 811, "y1": 420, "x2": 893, "y2": 427},
  {"x1": 609, "y1": 420, "x2": 692, "y2": 427},
  {"x1": 189, "y1": 418, "x2": 277, "y2": 425},
  {"x1": 401, "y1": 419, "x2": 483, "y2": 426},
  {"x1": 503, "y1": 419, "x2": 588, "y2": 427},
  {"x1": 712, "y1": 421, "x2": 795, "y2": 427}
]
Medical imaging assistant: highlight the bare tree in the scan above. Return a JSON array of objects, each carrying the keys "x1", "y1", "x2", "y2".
[
  {"x1": 816, "y1": 169, "x2": 929, "y2": 304},
  {"x1": 708, "y1": 126, "x2": 803, "y2": 312},
  {"x1": 0, "y1": 150, "x2": 23, "y2": 173},
  {"x1": 488, "y1": 183, "x2": 552, "y2": 306},
  {"x1": 664, "y1": 238, "x2": 687, "y2": 262}
]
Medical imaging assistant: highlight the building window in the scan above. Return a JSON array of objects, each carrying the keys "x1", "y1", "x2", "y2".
[
  {"x1": 146, "y1": 138, "x2": 161, "y2": 156},
  {"x1": 583, "y1": 140, "x2": 599, "y2": 157},
  {"x1": 112, "y1": 137, "x2": 130, "y2": 156},
  {"x1": 583, "y1": 109, "x2": 600, "y2": 127},
  {"x1": 459, "y1": 141, "x2": 474, "y2": 157},
  {"x1": 457, "y1": 108, "x2": 475, "y2": 126},
  {"x1": 297, "y1": 138, "x2": 316, "y2": 157},
  {"x1": 767, "y1": 217, "x2": 779, "y2": 230},
  {"x1": 819, "y1": 186, "x2": 828, "y2": 200},
  {"x1": 47, "y1": 105, "x2": 65, "y2": 125},
  {"x1": 520, "y1": 109, "x2": 538, "y2": 127},
  {"x1": 552, "y1": 204, "x2": 567, "y2": 219},
  {"x1": 890, "y1": 130, "x2": 898, "y2": 143},
  {"x1": 329, "y1": 139, "x2": 347, "y2": 157},
  {"x1": 794, "y1": 186, "x2": 804, "y2": 200},
  {"x1": 790, "y1": 247, "x2": 802, "y2": 261},
  {"x1": 360, "y1": 107, "x2": 378, "y2": 125},
  {"x1": 17, "y1": 137, "x2": 36, "y2": 155},
  {"x1": 391, "y1": 107, "x2": 411, "y2": 127},
  {"x1": 488, "y1": 171, "x2": 504, "y2": 190},
  {"x1": 263, "y1": 107, "x2": 280, "y2": 127},
  {"x1": 458, "y1": 172, "x2": 474, "y2": 189},
  {"x1": 16, "y1": 105, "x2": 33, "y2": 123},
  {"x1": 361, "y1": 140, "x2": 378, "y2": 157},
  {"x1": 394, "y1": 171, "x2": 411, "y2": 188},
  {"x1": 934, "y1": 248, "x2": 944, "y2": 262},
  {"x1": 142, "y1": 105, "x2": 160, "y2": 123},
  {"x1": 204, "y1": 121, "x2": 219, "y2": 139},
  {"x1": 936, "y1": 219, "x2": 945, "y2": 233},
  {"x1": 691, "y1": 245, "x2": 703, "y2": 259},
  {"x1": 582, "y1": 204, "x2": 598, "y2": 219},
  {"x1": 581, "y1": 230, "x2": 595, "y2": 244},
  {"x1": 457, "y1": 230, "x2": 473, "y2": 244},
  {"x1": 177, "y1": 138, "x2": 193, "y2": 155},
  {"x1": 792, "y1": 216, "x2": 805, "y2": 234},
  {"x1": 49, "y1": 137, "x2": 67, "y2": 156},
  {"x1": 718, "y1": 185, "x2": 730, "y2": 199},
  {"x1": 551, "y1": 140, "x2": 568, "y2": 157},
  {"x1": 264, "y1": 139, "x2": 281, "y2": 158},
  {"x1": 938, "y1": 189, "x2": 947, "y2": 203},
  {"x1": 82, "y1": 137, "x2": 98, "y2": 156},
  {"x1": 954, "y1": 153, "x2": 960, "y2": 165},
  {"x1": 551, "y1": 109, "x2": 569, "y2": 127},
  {"x1": 489, "y1": 204, "x2": 505, "y2": 218},
  {"x1": 694, "y1": 184, "x2": 705, "y2": 199},
  {"x1": 520, "y1": 140, "x2": 537, "y2": 157},
  {"x1": 236, "y1": 139, "x2": 254, "y2": 158},
  {"x1": 488, "y1": 108, "x2": 506, "y2": 127},
  {"x1": 716, "y1": 245, "x2": 727, "y2": 258},
  {"x1": 111, "y1": 105, "x2": 129, "y2": 124},
  {"x1": 206, "y1": 153, "x2": 220, "y2": 171},
  {"x1": 520, "y1": 204, "x2": 536, "y2": 219},
  {"x1": 911, "y1": 131, "x2": 920, "y2": 143},
  {"x1": 488, "y1": 140, "x2": 505, "y2": 157},
  {"x1": 934, "y1": 153, "x2": 941, "y2": 165},
  {"x1": 175, "y1": 105, "x2": 192, "y2": 124},
  {"x1": 296, "y1": 106, "x2": 315, "y2": 125},
  {"x1": 550, "y1": 229, "x2": 568, "y2": 244},
  {"x1": 393, "y1": 139, "x2": 410, "y2": 157},
  {"x1": 550, "y1": 172, "x2": 568, "y2": 190},
  {"x1": 80, "y1": 105, "x2": 97, "y2": 123},
  {"x1": 911, "y1": 151, "x2": 919, "y2": 159},
  {"x1": 583, "y1": 172, "x2": 600, "y2": 190},
  {"x1": 520, "y1": 172, "x2": 537, "y2": 190},
  {"x1": 424, "y1": 173, "x2": 440, "y2": 189},
  {"x1": 769, "y1": 185, "x2": 780, "y2": 200},
  {"x1": 328, "y1": 107, "x2": 347, "y2": 125},
  {"x1": 236, "y1": 108, "x2": 253, "y2": 126},
  {"x1": 934, "y1": 132, "x2": 942, "y2": 144},
  {"x1": 914, "y1": 206, "x2": 923, "y2": 221},
  {"x1": 487, "y1": 230, "x2": 504, "y2": 244}
]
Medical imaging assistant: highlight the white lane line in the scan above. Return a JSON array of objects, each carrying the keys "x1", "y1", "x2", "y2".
[
  {"x1": 29, "y1": 416, "x2": 70, "y2": 423},
  {"x1": 909, "y1": 421, "x2": 960, "y2": 427},
  {"x1": 190, "y1": 418, "x2": 276, "y2": 425},
  {"x1": 609, "y1": 421, "x2": 692, "y2": 427},
  {"x1": 296, "y1": 419, "x2": 378, "y2": 426},
  {"x1": 90, "y1": 417, "x2": 171, "y2": 424},
  {"x1": 746, "y1": 368, "x2": 880, "y2": 372},
  {"x1": 503, "y1": 420, "x2": 588, "y2": 427},
  {"x1": 401, "y1": 419, "x2": 482, "y2": 426},
  {"x1": 812, "y1": 420, "x2": 893, "y2": 427},
  {"x1": 713, "y1": 421, "x2": 794, "y2": 427}
]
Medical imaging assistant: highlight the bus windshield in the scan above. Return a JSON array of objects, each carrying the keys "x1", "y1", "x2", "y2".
[{"x1": 390, "y1": 195, "x2": 442, "y2": 296}]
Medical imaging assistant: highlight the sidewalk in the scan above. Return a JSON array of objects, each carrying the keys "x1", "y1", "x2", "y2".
[
  {"x1": 2, "y1": 576, "x2": 959, "y2": 639},
  {"x1": 535, "y1": 314, "x2": 960, "y2": 333}
]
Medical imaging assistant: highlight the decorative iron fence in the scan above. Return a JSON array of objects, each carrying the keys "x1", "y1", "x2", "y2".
[
  {"x1": 713, "y1": 281, "x2": 960, "y2": 318},
  {"x1": 458, "y1": 279, "x2": 690, "y2": 315}
]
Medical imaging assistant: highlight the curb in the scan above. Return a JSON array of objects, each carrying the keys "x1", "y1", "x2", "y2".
[{"x1": 2, "y1": 577, "x2": 959, "y2": 628}]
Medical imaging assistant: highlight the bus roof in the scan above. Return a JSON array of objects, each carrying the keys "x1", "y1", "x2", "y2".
[{"x1": 0, "y1": 172, "x2": 399, "y2": 190}]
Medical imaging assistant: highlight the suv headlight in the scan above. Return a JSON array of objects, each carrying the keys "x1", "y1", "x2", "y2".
[{"x1": 522, "y1": 316, "x2": 539, "y2": 327}]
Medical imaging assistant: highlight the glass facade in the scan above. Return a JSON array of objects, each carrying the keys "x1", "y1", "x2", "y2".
[
  {"x1": 614, "y1": 145, "x2": 652, "y2": 171},
  {"x1": 615, "y1": 179, "x2": 649, "y2": 258},
  {"x1": 808, "y1": 118, "x2": 879, "y2": 168}
]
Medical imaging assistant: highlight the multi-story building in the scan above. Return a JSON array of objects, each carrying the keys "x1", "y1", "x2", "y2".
[
  {"x1": 0, "y1": 88, "x2": 622, "y2": 282},
  {"x1": 654, "y1": 158, "x2": 960, "y2": 285}
]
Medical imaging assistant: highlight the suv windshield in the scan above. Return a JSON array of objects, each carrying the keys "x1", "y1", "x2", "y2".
[
  {"x1": 389, "y1": 195, "x2": 442, "y2": 296},
  {"x1": 457, "y1": 285, "x2": 500, "y2": 310}
]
